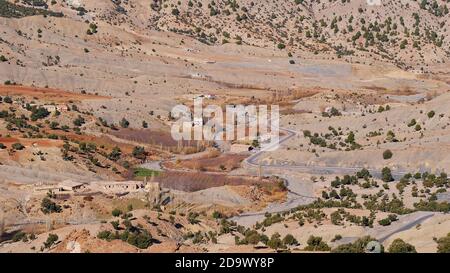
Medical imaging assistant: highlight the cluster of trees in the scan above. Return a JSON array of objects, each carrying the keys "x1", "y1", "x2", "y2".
[
  {"x1": 414, "y1": 199, "x2": 450, "y2": 213},
  {"x1": 98, "y1": 210, "x2": 153, "y2": 249},
  {"x1": 11, "y1": 231, "x2": 36, "y2": 243},
  {"x1": 388, "y1": 239, "x2": 416, "y2": 253},
  {"x1": 41, "y1": 196, "x2": 62, "y2": 214},
  {"x1": 330, "y1": 208, "x2": 375, "y2": 227},
  {"x1": 43, "y1": 234, "x2": 59, "y2": 249},
  {"x1": 378, "y1": 214, "x2": 398, "y2": 226},
  {"x1": 259, "y1": 212, "x2": 284, "y2": 227},
  {"x1": 304, "y1": 236, "x2": 330, "y2": 251}
]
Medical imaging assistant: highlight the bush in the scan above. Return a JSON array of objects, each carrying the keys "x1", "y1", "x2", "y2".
[
  {"x1": 282, "y1": 234, "x2": 298, "y2": 246},
  {"x1": 73, "y1": 115, "x2": 85, "y2": 126},
  {"x1": 112, "y1": 208, "x2": 123, "y2": 217},
  {"x1": 30, "y1": 107, "x2": 50, "y2": 121},
  {"x1": 43, "y1": 234, "x2": 58, "y2": 248},
  {"x1": 12, "y1": 231, "x2": 27, "y2": 242},
  {"x1": 212, "y1": 211, "x2": 223, "y2": 219},
  {"x1": 119, "y1": 118, "x2": 130, "y2": 128},
  {"x1": 332, "y1": 236, "x2": 382, "y2": 253},
  {"x1": 132, "y1": 146, "x2": 146, "y2": 160},
  {"x1": 437, "y1": 233, "x2": 450, "y2": 253},
  {"x1": 304, "y1": 236, "x2": 330, "y2": 251},
  {"x1": 11, "y1": 143, "x2": 25, "y2": 151},
  {"x1": 378, "y1": 218, "x2": 391, "y2": 226},
  {"x1": 97, "y1": 230, "x2": 112, "y2": 240},
  {"x1": 383, "y1": 149, "x2": 393, "y2": 160},
  {"x1": 388, "y1": 239, "x2": 417, "y2": 253},
  {"x1": 108, "y1": 147, "x2": 122, "y2": 161},
  {"x1": 277, "y1": 43, "x2": 286, "y2": 50},
  {"x1": 41, "y1": 197, "x2": 62, "y2": 214},
  {"x1": 111, "y1": 221, "x2": 120, "y2": 230},
  {"x1": 130, "y1": 231, "x2": 152, "y2": 249},
  {"x1": 267, "y1": 233, "x2": 285, "y2": 250},
  {"x1": 3, "y1": 96, "x2": 12, "y2": 103},
  {"x1": 382, "y1": 167, "x2": 394, "y2": 182}
]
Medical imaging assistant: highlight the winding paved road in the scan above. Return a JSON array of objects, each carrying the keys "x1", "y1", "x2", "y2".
[{"x1": 231, "y1": 127, "x2": 436, "y2": 241}]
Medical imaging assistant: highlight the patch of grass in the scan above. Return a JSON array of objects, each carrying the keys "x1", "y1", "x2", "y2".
[
  {"x1": 133, "y1": 168, "x2": 160, "y2": 178},
  {"x1": 111, "y1": 198, "x2": 147, "y2": 212}
]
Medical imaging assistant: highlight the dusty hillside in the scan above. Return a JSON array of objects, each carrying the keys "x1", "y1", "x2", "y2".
[{"x1": 83, "y1": 0, "x2": 450, "y2": 71}]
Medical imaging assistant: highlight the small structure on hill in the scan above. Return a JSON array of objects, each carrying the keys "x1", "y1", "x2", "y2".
[
  {"x1": 58, "y1": 180, "x2": 86, "y2": 192},
  {"x1": 90, "y1": 181, "x2": 145, "y2": 195}
]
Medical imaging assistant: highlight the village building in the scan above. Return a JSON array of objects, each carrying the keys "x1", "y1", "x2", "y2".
[
  {"x1": 33, "y1": 180, "x2": 86, "y2": 194},
  {"x1": 42, "y1": 105, "x2": 57, "y2": 112},
  {"x1": 90, "y1": 181, "x2": 145, "y2": 194},
  {"x1": 58, "y1": 180, "x2": 86, "y2": 192}
]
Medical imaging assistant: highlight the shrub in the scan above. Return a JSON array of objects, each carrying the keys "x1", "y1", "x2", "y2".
[
  {"x1": 11, "y1": 143, "x2": 25, "y2": 150},
  {"x1": 12, "y1": 231, "x2": 27, "y2": 242},
  {"x1": 382, "y1": 167, "x2": 394, "y2": 182},
  {"x1": 30, "y1": 107, "x2": 50, "y2": 121},
  {"x1": 132, "y1": 146, "x2": 146, "y2": 160},
  {"x1": 3, "y1": 96, "x2": 12, "y2": 103},
  {"x1": 304, "y1": 236, "x2": 330, "y2": 251},
  {"x1": 277, "y1": 43, "x2": 286, "y2": 50},
  {"x1": 383, "y1": 149, "x2": 393, "y2": 160},
  {"x1": 388, "y1": 239, "x2": 417, "y2": 253},
  {"x1": 41, "y1": 197, "x2": 62, "y2": 214},
  {"x1": 332, "y1": 236, "x2": 381, "y2": 253},
  {"x1": 282, "y1": 234, "x2": 298, "y2": 246},
  {"x1": 73, "y1": 115, "x2": 85, "y2": 126},
  {"x1": 267, "y1": 232, "x2": 285, "y2": 250},
  {"x1": 378, "y1": 218, "x2": 391, "y2": 226},
  {"x1": 171, "y1": 8, "x2": 180, "y2": 16},
  {"x1": 437, "y1": 233, "x2": 450, "y2": 253},
  {"x1": 119, "y1": 118, "x2": 130, "y2": 128},
  {"x1": 112, "y1": 208, "x2": 123, "y2": 217},
  {"x1": 43, "y1": 234, "x2": 58, "y2": 248}
]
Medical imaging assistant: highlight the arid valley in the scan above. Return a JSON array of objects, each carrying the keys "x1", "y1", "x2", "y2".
[{"x1": 0, "y1": 0, "x2": 449, "y2": 254}]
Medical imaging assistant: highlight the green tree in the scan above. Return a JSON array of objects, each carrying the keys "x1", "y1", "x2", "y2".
[
  {"x1": 41, "y1": 197, "x2": 62, "y2": 214},
  {"x1": 437, "y1": 233, "x2": 450, "y2": 253},
  {"x1": 108, "y1": 146, "x2": 122, "y2": 161},
  {"x1": 282, "y1": 234, "x2": 298, "y2": 246},
  {"x1": 383, "y1": 149, "x2": 393, "y2": 160},
  {"x1": 44, "y1": 234, "x2": 59, "y2": 248},
  {"x1": 304, "y1": 235, "x2": 330, "y2": 251},
  {"x1": 388, "y1": 239, "x2": 417, "y2": 253},
  {"x1": 382, "y1": 167, "x2": 394, "y2": 182},
  {"x1": 11, "y1": 143, "x2": 25, "y2": 151},
  {"x1": 132, "y1": 146, "x2": 146, "y2": 160},
  {"x1": 112, "y1": 208, "x2": 123, "y2": 217},
  {"x1": 267, "y1": 232, "x2": 285, "y2": 250}
]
